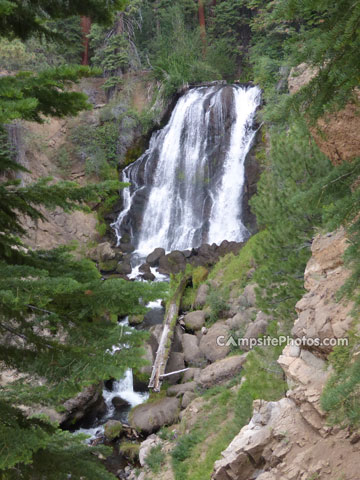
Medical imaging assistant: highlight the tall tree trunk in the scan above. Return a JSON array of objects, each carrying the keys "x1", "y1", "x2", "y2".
[
  {"x1": 81, "y1": 16, "x2": 91, "y2": 65},
  {"x1": 198, "y1": 0, "x2": 207, "y2": 56}
]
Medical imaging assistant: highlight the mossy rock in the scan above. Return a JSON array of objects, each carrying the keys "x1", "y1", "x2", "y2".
[
  {"x1": 99, "y1": 259, "x2": 118, "y2": 273},
  {"x1": 104, "y1": 420, "x2": 123, "y2": 441},
  {"x1": 128, "y1": 314, "x2": 144, "y2": 326}
]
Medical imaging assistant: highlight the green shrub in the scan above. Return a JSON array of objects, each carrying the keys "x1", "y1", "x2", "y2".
[{"x1": 146, "y1": 444, "x2": 164, "y2": 474}]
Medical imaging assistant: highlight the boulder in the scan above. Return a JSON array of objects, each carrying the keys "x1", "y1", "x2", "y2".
[
  {"x1": 128, "y1": 314, "x2": 144, "y2": 326},
  {"x1": 165, "y1": 351, "x2": 185, "y2": 385},
  {"x1": 167, "y1": 381, "x2": 197, "y2": 397},
  {"x1": 139, "y1": 343, "x2": 154, "y2": 377},
  {"x1": 197, "y1": 354, "x2": 247, "y2": 389},
  {"x1": 119, "y1": 242, "x2": 135, "y2": 253},
  {"x1": 184, "y1": 310, "x2": 206, "y2": 331},
  {"x1": 181, "y1": 333, "x2": 206, "y2": 367},
  {"x1": 116, "y1": 261, "x2": 132, "y2": 275},
  {"x1": 104, "y1": 419, "x2": 123, "y2": 441},
  {"x1": 61, "y1": 383, "x2": 106, "y2": 428},
  {"x1": 182, "y1": 391, "x2": 197, "y2": 409},
  {"x1": 243, "y1": 284, "x2": 257, "y2": 307},
  {"x1": 159, "y1": 250, "x2": 186, "y2": 274},
  {"x1": 243, "y1": 318, "x2": 268, "y2": 347},
  {"x1": 182, "y1": 368, "x2": 201, "y2": 383},
  {"x1": 194, "y1": 283, "x2": 209, "y2": 309},
  {"x1": 225, "y1": 310, "x2": 252, "y2": 330},
  {"x1": 139, "y1": 263, "x2": 151, "y2": 274},
  {"x1": 112, "y1": 396, "x2": 131, "y2": 410},
  {"x1": 94, "y1": 242, "x2": 116, "y2": 262},
  {"x1": 199, "y1": 321, "x2": 231, "y2": 362},
  {"x1": 146, "y1": 248, "x2": 165, "y2": 267},
  {"x1": 130, "y1": 397, "x2": 180, "y2": 434},
  {"x1": 99, "y1": 259, "x2": 118, "y2": 273}
]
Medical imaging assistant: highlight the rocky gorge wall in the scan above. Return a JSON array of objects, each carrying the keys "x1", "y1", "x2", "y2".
[{"x1": 212, "y1": 228, "x2": 360, "y2": 480}]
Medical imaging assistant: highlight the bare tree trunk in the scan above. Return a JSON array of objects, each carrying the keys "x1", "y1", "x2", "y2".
[
  {"x1": 198, "y1": 0, "x2": 207, "y2": 56},
  {"x1": 148, "y1": 275, "x2": 190, "y2": 392},
  {"x1": 81, "y1": 16, "x2": 91, "y2": 66}
]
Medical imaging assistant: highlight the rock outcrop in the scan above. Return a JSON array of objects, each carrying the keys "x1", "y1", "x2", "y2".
[
  {"x1": 288, "y1": 63, "x2": 360, "y2": 164},
  {"x1": 212, "y1": 229, "x2": 360, "y2": 480}
]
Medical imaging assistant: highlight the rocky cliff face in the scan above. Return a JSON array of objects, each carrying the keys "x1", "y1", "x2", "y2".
[
  {"x1": 212, "y1": 229, "x2": 360, "y2": 480},
  {"x1": 288, "y1": 63, "x2": 360, "y2": 165}
]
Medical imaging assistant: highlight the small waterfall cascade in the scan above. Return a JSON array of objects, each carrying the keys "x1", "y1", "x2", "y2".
[{"x1": 112, "y1": 84, "x2": 261, "y2": 257}]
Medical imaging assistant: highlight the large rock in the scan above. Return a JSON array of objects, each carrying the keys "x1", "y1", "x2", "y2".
[
  {"x1": 146, "y1": 248, "x2": 165, "y2": 267},
  {"x1": 292, "y1": 228, "x2": 353, "y2": 354},
  {"x1": 225, "y1": 310, "x2": 253, "y2": 331},
  {"x1": 104, "y1": 419, "x2": 123, "y2": 441},
  {"x1": 243, "y1": 318, "x2": 268, "y2": 349},
  {"x1": 181, "y1": 333, "x2": 206, "y2": 367},
  {"x1": 198, "y1": 354, "x2": 247, "y2": 389},
  {"x1": 93, "y1": 242, "x2": 116, "y2": 262},
  {"x1": 193, "y1": 283, "x2": 209, "y2": 309},
  {"x1": 199, "y1": 321, "x2": 231, "y2": 362},
  {"x1": 130, "y1": 397, "x2": 180, "y2": 434},
  {"x1": 165, "y1": 351, "x2": 185, "y2": 385},
  {"x1": 167, "y1": 381, "x2": 197, "y2": 397},
  {"x1": 61, "y1": 383, "x2": 106, "y2": 428},
  {"x1": 159, "y1": 250, "x2": 186, "y2": 274},
  {"x1": 184, "y1": 310, "x2": 206, "y2": 331}
]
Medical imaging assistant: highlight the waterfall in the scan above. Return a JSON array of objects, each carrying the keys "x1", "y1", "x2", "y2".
[{"x1": 112, "y1": 84, "x2": 261, "y2": 257}]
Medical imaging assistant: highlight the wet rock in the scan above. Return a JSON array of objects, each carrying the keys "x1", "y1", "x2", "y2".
[
  {"x1": 184, "y1": 310, "x2": 206, "y2": 331},
  {"x1": 139, "y1": 263, "x2": 151, "y2": 274},
  {"x1": 61, "y1": 383, "x2": 106, "y2": 428},
  {"x1": 198, "y1": 354, "x2": 247, "y2": 389},
  {"x1": 158, "y1": 250, "x2": 186, "y2": 274},
  {"x1": 194, "y1": 283, "x2": 209, "y2": 309},
  {"x1": 119, "y1": 242, "x2": 135, "y2": 254},
  {"x1": 116, "y1": 261, "x2": 132, "y2": 275},
  {"x1": 128, "y1": 314, "x2": 144, "y2": 326},
  {"x1": 181, "y1": 333, "x2": 206, "y2": 367},
  {"x1": 146, "y1": 248, "x2": 165, "y2": 267},
  {"x1": 112, "y1": 396, "x2": 130, "y2": 410},
  {"x1": 141, "y1": 271, "x2": 155, "y2": 281},
  {"x1": 130, "y1": 397, "x2": 180, "y2": 434},
  {"x1": 199, "y1": 321, "x2": 231, "y2": 362},
  {"x1": 104, "y1": 419, "x2": 123, "y2": 441}
]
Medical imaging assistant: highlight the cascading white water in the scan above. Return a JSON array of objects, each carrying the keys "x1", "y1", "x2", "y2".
[{"x1": 112, "y1": 84, "x2": 261, "y2": 257}]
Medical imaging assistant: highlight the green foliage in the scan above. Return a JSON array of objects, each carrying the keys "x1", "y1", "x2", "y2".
[
  {"x1": 208, "y1": 232, "x2": 263, "y2": 293},
  {"x1": 145, "y1": 444, "x2": 164, "y2": 474},
  {"x1": 71, "y1": 121, "x2": 119, "y2": 179},
  {"x1": 206, "y1": 287, "x2": 229, "y2": 324},
  {"x1": 150, "y1": 7, "x2": 220, "y2": 97},
  {"x1": 119, "y1": 441, "x2": 140, "y2": 462},
  {"x1": 250, "y1": 122, "x2": 333, "y2": 325},
  {"x1": 0, "y1": 1, "x2": 169, "y2": 478},
  {"x1": 0, "y1": 17, "x2": 84, "y2": 72},
  {"x1": 0, "y1": 0, "x2": 127, "y2": 41}
]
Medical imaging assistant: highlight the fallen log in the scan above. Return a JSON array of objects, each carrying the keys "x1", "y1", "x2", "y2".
[{"x1": 148, "y1": 275, "x2": 190, "y2": 391}]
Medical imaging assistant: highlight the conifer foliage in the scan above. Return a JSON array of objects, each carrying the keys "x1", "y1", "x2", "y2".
[{"x1": 0, "y1": 1, "x2": 166, "y2": 479}]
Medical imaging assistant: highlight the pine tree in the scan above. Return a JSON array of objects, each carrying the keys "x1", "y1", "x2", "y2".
[{"x1": 0, "y1": 1, "x2": 166, "y2": 478}]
